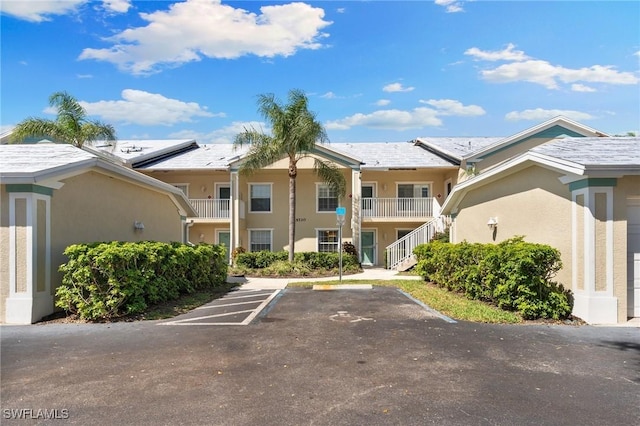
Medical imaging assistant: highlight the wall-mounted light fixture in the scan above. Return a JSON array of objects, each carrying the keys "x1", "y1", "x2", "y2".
[
  {"x1": 201, "y1": 185, "x2": 207, "y2": 193},
  {"x1": 487, "y1": 217, "x2": 498, "y2": 230},
  {"x1": 134, "y1": 221, "x2": 145, "y2": 231}
]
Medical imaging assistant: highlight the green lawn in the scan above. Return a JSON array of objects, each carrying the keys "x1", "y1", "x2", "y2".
[{"x1": 287, "y1": 279, "x2": 523, "y2": 324}]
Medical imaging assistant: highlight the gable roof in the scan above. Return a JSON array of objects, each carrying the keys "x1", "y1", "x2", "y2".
[
  {"x1": 0, "y1": 144, "x2": 196, "y2": 216},
  {"x1": 465, "y1": 116, "x2": 609, "y2": 162},
  {"x1": 331, "y1": 141, "x2": 459, "y2": 169},
  {"x1": 441, "y1": 136, "x2": 640, "y2": 215},
  {"x1": 414, "y1": 137, "x2": 503, "y2": 163}
]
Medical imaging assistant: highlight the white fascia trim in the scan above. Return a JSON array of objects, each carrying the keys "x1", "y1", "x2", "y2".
[
  {"x1": 441, "y1": 151, "x2": 584, "y2": 214},
  {"x1": 465, "y1": 116, "x2": 608, "y2": 161}
]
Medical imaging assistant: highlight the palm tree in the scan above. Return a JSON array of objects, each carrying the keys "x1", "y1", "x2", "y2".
[
  {"x1": 11, "y1": 91, "x2": 116, "y2": 148},
  {"x1": 234, "y1": 89, "x2": 346, "y2": 262}
]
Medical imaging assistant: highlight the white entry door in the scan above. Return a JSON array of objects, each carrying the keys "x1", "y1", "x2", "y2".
[{"x1": 627, "y1": 199, "x2": 640, "y2": 317}]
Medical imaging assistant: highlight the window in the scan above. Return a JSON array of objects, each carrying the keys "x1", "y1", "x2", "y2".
[
  {"x1": 250, "y1": 184, "x2": 271, "y2": 212},
  {"x1": 172, "y1": 184, "x2": 189, "y2": 197},
  {"x1": 318, "y1": 229, "x2": 339, "y2": 253},
  {"x1": 397, "y1": 183, "x2": 430, "y2": 198},
  {"x1": 317, "y1": 184, "x2": 338, "y2": 212},
  {"x1": 249, "y1": 230, "x2": 272, "y2": 252}
]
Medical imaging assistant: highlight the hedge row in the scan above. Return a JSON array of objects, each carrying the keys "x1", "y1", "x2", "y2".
[
  {"x1": 414, "y1": 237, "x2": 573, "y2": 320},
  {"x1": 235, "y1": 250, "x2": 360, "y2": 270},
  {"x1": 56, "y1": 241, "x2": 228, "y2": 320}
]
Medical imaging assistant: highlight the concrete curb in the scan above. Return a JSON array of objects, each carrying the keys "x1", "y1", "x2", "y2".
[{"x1": 312, "y1": 284, "x2": 373, "y2": 291}]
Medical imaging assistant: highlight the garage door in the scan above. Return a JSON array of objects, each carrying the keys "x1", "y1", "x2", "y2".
[{"x1": 627, "y1": 198, "x2": 640, "y2": 317}]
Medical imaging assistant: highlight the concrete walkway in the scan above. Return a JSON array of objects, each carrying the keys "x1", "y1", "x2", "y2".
[{"x1": 227, "y1": 267, "x2": 422, "y2": 290}]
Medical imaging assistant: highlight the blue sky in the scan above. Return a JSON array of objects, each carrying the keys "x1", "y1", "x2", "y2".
[{"x1": 2, "y1": 0, "x2": 639, "y2": 144}]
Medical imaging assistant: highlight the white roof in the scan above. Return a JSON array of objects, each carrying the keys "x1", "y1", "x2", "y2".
[
  {"x1": 532, "y1": 137, "x2": 640, "y2": 167},
  {"x1": 88, "y1": 139, "x2": 197, "y2": 167},
  {"x1": 0, "y1": 144, "x2": 196, "y2": 216},
  {"x1": 137, "y1": 144, "x2": 250, "y2": 170},
  {"x1": 414, "y1": 137, "x2": 502, "y2": 161},
  {"x1": 331, "y1": 142, "x2": 458, "y2": 169},
  {"x1": 0, "y1": 144, "x2": 96, "y2": 175}
]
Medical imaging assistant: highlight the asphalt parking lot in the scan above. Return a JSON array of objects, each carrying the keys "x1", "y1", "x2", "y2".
[{"x1": 1, "y1": 286, "x2": 639, "y2": 425}]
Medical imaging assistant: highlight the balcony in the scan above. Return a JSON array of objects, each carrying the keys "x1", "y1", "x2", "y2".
[
  {"x1": 189, "y1": 198, "x2": 230, "y2": 220},
  {"x1": 361, "y1": 197, "x2": 434, "y2": 220}
]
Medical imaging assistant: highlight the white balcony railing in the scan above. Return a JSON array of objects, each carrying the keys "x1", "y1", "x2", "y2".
[
  {"x1": 361, "y1": 197, "x2": 433, "y2": 219},
  {"x1": 189, "y1": 198, "x2": 230, "y2": 219}
]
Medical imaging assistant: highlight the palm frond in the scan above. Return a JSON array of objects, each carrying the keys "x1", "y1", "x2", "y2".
[{"x1": 314, "y1": 159, "x2": 347, "y2": 200}]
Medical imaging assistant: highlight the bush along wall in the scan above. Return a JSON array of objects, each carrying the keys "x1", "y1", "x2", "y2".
[
  {"x1": 414, "y1": 237, "x2": 573, "y2": 320},
  {"x1": 56, "y1": 241, "x2": 228, "y2": 320},
  {"x1": 234, "y1": 250, "x2": 360, "y2": 270}
]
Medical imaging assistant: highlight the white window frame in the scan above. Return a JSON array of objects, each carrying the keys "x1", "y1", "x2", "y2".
[
  {"x1": 396, "y1": 182, "x2": 432, "y2": 198},
  {"x1": 316, "y1": 183, "x2": 339, "y2": 213},
  {"x1": 316, "y1": 228, "x2": 340, "y2": 253},
  {"x1": 248, "y1": 229, "x2": 273, "y2": 252},
  {"x1": 171, "y1": 183, "x2": 190, "y2": 198},
  {"x1": 216, "y1": 183, "x2": 231, "y2": 199},
  {"x1": 444, "y1": 178, "x2": 453, "y2": 198},
  {"x1": 248, "y1": 183, "x2": 272, "y2": 213},
  {"x1": 361, "y1": 182, "x2": 377, "y2": 198}
]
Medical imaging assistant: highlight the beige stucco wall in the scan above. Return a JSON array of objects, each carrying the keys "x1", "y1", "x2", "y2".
[
  {"x1": 452, "y1": 165, "x2": 573, "y2": 288},
  {"x1": 237, "y1": 164, "x2": 354, "y2": 252},
  {"x1": 359, "y1": 168, "x2": 455, "y2": 202},
  {"x1": 142, "y1": 170, "x2": 231, "y2": 199}
]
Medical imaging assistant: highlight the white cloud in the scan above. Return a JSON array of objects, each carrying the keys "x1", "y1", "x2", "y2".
[
  {"x1": 571, "y1": 83, "x2": 596, "y2": 93},
  {"x1": 419, "y1": 99, "x2": 485, "y2": 116},
  {"x1": 336, "y1": 8, "x2": 346, "y2": 14},
  {"x1": 326, "y1": 97, "x2": 486, "y2": 131},
  {"x1": 435, "y1": 0, "x2": 464, "y2": 13},
  {"x1": 467, "y1": 44, "x2": 638, "y2": 90},
  {"x1": 464, "y1": 43, "x2": 530, "y2": 62},
  {"x1": 79, "y1": 0, "x2": 332, "y2": 75},
  {"x1": 1, "y1": 0, "x2": 86, "y2": 22},
  {"x1": 73, "y1": 89, "x2": 221, "y2": 126},
  {"x1": 76, "y1": 74, "x2": 93, "y2": 79},
  {"x1": 375, "y1": 99, "x2": 391, "y2": 106},
  {"x1": 325, "y1": 108, "x2": 442, "y2": 131},
  {"x1": 382, "y1": 82, "x2": 415, "y2": 93},
  {"x1": 320, "y1": 92, "x2": 337, "y2": 99},
  {"x1": 1, "y1": 0, "x2": 130, "y2": 22},
  {"x1": 481, "y1": 60, "x2": 638, "y2": 89},
  {"x1": 170, "y1": 121, "x2": 265, "y2": 144},
  {"x1": 505, "y1": 108, "x2": 595, "y2": 122},
  {"x1": 103, "y1": 0, "x2": 131, "y2": 14}
]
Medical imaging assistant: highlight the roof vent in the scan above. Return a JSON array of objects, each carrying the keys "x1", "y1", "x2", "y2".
[{"x1": 121, "y1": 145, "x2": 143, "y2": 153}]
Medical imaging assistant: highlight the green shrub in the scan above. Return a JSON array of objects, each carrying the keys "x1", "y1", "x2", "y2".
[
  {"x1": 414, "y1": 237, "x2": 572, "y2": 320},
  {"x1": 56, "y1": 241, "x2": 227, "y2": 320}
]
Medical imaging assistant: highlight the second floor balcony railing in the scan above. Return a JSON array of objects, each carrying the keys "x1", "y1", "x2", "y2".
[
  {"x1": 189, "y1": 198, "x2": 230, "y2": 219},
  {"x1": 361, "y1": 197, "x2": 433, "y2": 219}
]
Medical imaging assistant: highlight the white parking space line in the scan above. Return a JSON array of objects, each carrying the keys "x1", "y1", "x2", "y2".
[{"x1": 161, "y1": 289, "x2": 281, "y2": 326}]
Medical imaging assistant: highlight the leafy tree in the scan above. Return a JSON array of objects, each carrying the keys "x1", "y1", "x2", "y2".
[
  {"x1": 11, "y1": 91, "x2": 116, "y2": 148},
  {"x1": 234, "y1": 89, "x2": 346, "y2": 261}
]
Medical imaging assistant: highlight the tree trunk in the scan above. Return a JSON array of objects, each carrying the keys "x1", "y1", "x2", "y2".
[{"x1": 288, "y1": 175, "x2": 296, "y2": 262}]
